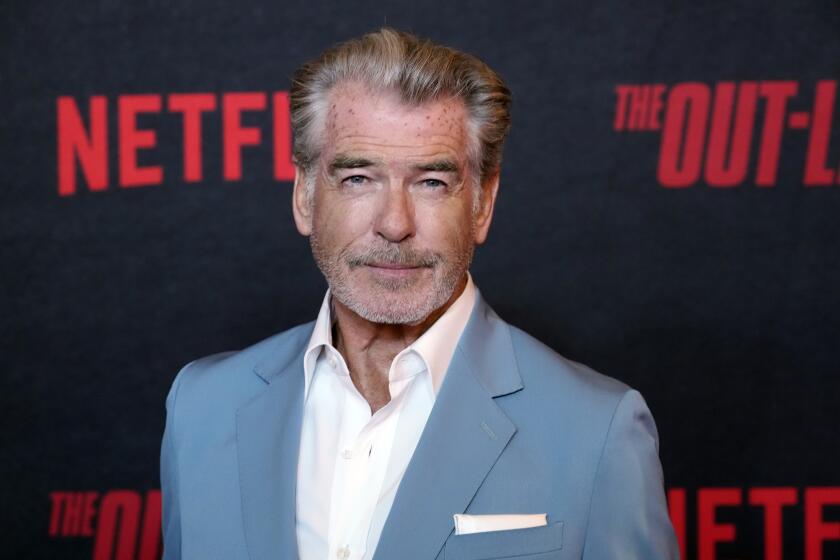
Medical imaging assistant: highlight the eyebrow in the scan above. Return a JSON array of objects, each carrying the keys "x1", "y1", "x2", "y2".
[
  {"x1": 413, "y1": 159, "x2": 459, "y2": 173},
  {"x1": 328, "y1": 154, "x2": 379, "y2": 173},
  {"x1": 327, "y1": 154, "x2": 461, "y2": 176}
]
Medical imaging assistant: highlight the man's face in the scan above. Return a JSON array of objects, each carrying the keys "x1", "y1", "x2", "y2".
[{"x1": 293, "y1": 83, "x2": 498, "y2": 325}]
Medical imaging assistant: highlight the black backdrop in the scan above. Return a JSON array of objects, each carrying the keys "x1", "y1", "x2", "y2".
[{"x1": 3, "y1": 1, "x2": 839, "y2": 559}]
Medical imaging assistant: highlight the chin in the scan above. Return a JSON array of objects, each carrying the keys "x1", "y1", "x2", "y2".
[
  {"x1": 334, "y1": 273, "x2": 455, "y2": 325},
  {"x1": 344, "y1": 290, "x2": 440, "y2": 325},
  {"x1": 326, "y1": 261, "x2": 467, "y2": 325}
]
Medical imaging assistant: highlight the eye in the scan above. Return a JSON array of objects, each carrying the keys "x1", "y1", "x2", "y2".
[
  {"x1": 342, "y1": 175, "x2": 368, "y2": 186},
  {"x1": 421, "y1": 178, "x2": 446, "y2": 188}
]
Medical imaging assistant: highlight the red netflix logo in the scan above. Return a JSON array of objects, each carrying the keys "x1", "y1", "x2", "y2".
[
  {"x1": 614, "y1": 81, "x2": 840, "y2": 188},
  {"x1": 668, "y1": 486, "x2": 840, "y2": 560},
  {"x1": 56, "y1": 92, "x2": 295, "y2": 196}
]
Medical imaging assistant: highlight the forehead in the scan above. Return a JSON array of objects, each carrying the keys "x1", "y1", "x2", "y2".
[{"x1": 320, "y1": 82, "x2": 470, "y2": 164}]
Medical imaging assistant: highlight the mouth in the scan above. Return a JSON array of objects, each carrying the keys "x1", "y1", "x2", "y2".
[
  {"x1": 367, "y1": 262, "x2": 425, "y2": 270},
  {"x1": 362, "y1": 262, "x2": 431, "y2": 280}
]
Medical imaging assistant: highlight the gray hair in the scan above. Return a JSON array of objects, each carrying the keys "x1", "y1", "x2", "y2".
[{"x1": 290, "y1": 28, "x2": 511, "y2": 196}]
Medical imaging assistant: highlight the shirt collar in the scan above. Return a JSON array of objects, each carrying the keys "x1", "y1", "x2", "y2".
[
  {"x1": 302, "y1": 291, "x2": 336, "y2": 397},
  {"x1": 407, "y1": 274, "x2": 476, "y2": 394},
  {"x1": 302, "y1": 274, "x2": 477, "y2": 398}
]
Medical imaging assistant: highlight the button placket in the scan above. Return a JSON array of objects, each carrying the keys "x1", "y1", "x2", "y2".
[{"x1": 323, "y1": 350, "x2": 425, "y2": 560}]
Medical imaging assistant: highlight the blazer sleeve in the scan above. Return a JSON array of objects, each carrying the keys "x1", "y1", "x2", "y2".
[
  {"x1": 160, "y1": 364, "x2": 189, "y2": 560},
  {"x1": 582, "y1": 389, "x2": 679, "y2": 559}
]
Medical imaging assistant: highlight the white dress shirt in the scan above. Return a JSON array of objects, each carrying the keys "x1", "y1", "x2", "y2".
[{"x1": 296, "y1": 276, "x2": 477, "y2": 560}]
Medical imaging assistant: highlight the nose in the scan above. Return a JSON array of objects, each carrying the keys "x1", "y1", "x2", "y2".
[{"x1": 374, "y1": 183, "x2": 415, "y2": 243}]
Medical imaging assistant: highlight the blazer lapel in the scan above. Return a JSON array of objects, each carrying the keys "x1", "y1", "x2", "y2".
[
  {"x1": 373, "y1": 295, "x2": 523, "y2": 560},
  {"x1": 236, "y1": 328, "x2": 310, "y2": 560}
]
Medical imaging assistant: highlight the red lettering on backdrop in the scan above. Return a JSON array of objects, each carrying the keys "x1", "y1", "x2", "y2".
[
  {"x1": 756, "y1": 81, "x2": 798, "y2": 186},
  {"x1": 658, "y1": 83, "x2": 711, "y2": 188},
  {"x1": 137, "y1": 490, "x2": 162, "y2": 560},
  {"x1": 118, "y1": 94, "x2": 163, "y2": 187},
  {"x1": 805, "y1": 488, "x2": 840, "y2": 560},
  {"x1": 64, "y1": 492, "x2": 80, "y2": 535},
  {"x1": 48, "y1": 492, "x2": 64, "y2": 536},
  {"x1": 57, "y1": 96, "x2": 108, "y2": 196},
  {"x1": 223, "y1": 92, "x2": 267, "y2": 181},
  {"x1": 273, "y1": 91, "x2": 295, "y2": 181},
  {"x1": 47, "y1": 491, "x2": 100, "y2": 537},
  {"x1": 613, "y1": 85, "x2": 666, "y2": 132},
  {"x1": 619, "y1": 79, "x2": 840, "y2": 188},
  {"x1": 667, "y1": 487, "x2": 687, "y2": 560},
  {"x1": 81, "y1": 491, "x2": 98, "y2": 537},
  {"x1": 628, "y1": 85, "x2": 651, "y2": 130},
  {"x1": 804, "y1": 80, "x2": 837, "y2": 186},
  {"x1": 61, "y1": 492, "x2": 84, "y2": 536},
  {"x1": 698, "y1": 487, "x2": 742, "y2": 560},
  {"x1": 749, "y1": 487, "x2": 798, "y2": 560},
  {"x1": 648, "y1": 84, "x2": 667, "y2": 130},
  {"x1": 168, "y1": 93, "x2": 217, "y2": 182},
  {"x1": 613, "y1": 85, "x2": 633, "y2": 131},
  {"x1": 93, "y1": 490, "x2": 141, "y2": 560},
  {"x1": 705, "y1": 81, "x2": 758, "y2": 187}
]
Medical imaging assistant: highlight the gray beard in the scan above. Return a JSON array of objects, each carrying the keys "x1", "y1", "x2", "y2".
[{"x1": 309, "y1": 235, "x2": 473, "y2": 325}]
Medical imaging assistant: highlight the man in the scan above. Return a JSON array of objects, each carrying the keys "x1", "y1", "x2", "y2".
[{"x1": 161, "y1": 28, "x2": 678, "y2": 560}]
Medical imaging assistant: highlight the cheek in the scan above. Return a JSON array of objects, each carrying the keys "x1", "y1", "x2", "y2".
[
  {"x1": 415, "y1": 202, "x2": 474, "y2": 251},
  {"x1": 312, "y1": 196, "x2": 373, "y2": 248}
]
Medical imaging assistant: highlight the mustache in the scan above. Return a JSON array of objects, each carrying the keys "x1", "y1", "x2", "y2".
[{"x1": 345, "y1": 244, "x2": 440, "y2": 269}]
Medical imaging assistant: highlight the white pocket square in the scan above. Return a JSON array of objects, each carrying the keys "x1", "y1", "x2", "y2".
[{"x1": 453, "y1": 513, "x2": 548, "y2": 535}]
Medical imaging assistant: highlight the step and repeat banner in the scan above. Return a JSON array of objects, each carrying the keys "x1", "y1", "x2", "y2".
[{"x1": 3, "y1": 1, "x2": 839, "y2": 559}]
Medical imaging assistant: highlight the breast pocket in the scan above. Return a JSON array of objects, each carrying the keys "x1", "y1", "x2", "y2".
[{"x1": 443, "y1": 521, "x2": 564, "y2": 560}]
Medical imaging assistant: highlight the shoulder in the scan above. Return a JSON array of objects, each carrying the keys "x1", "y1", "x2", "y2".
[
  {"x1": 499, "y1": 321, "x2": 656, "y2": 443},
  {"x1": 166, "y1": 321, "x2": 314, "y2": 417},
  {"x1": 497, "y1": 319, "x2": 662, "y2": 475}
]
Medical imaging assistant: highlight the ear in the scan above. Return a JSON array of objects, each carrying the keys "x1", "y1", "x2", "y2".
[
  {"x1": 473, "y1": 171, "x2": 500, "y2": 245},
  {"x1": 292, "y1": 166, "x2": 313, "y2": 236}
]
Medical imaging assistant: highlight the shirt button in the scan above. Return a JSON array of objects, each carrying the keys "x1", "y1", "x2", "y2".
[
  {"x1": 341, "y1": 449, "x2": 353, "y2": 460},
  {"x1": 328, "y1": 355, "x2": 338, "y2": 369},
  {"x1": 336, "y1": 545, "x2": 351, "y2": 559}
]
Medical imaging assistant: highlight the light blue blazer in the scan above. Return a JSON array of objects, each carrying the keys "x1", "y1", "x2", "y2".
[{"x1": 161, "y1": 292, "x2": 679, "y2": 559}]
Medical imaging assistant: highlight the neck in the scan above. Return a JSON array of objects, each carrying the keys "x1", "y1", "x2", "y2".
[{"x1": 331, "y1": 275, "x2": 468, "y2": 413}]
